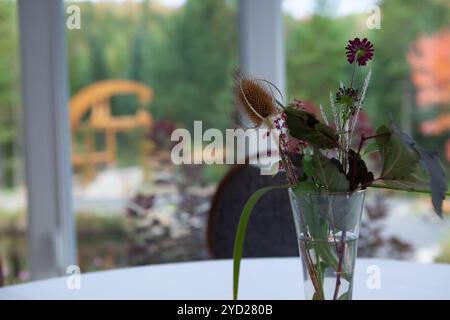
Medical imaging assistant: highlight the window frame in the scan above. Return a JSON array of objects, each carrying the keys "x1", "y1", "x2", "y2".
[
  {"x1": 16, "y1": 0, "x2": 285, "y2": 280},
  {"x1": 18, "y1": 0, "x2": 76, "y2": 280}
]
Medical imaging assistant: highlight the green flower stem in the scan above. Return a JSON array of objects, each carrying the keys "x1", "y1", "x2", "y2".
[
  {"x1": 315, "y1": 256, "x2": 325, "y2": 298},
  {"x1": 314, "y1": 243, "x2": 351, "y2": 282},
  {"x1": 304, "y1": 242, "x2": 352, "y2": 300},
  {"x1": 357, "y1": 132, "x2": 390, "y2": 155},
  {"x1": 350, "y1": 60, "x2": 357, "y2": 89},
  {"x1": 300, "y1": 244, "x2": 324, "y2": 300},
  {"x1": 369, "y1": 183, "x2": 450, "y2": 196}
]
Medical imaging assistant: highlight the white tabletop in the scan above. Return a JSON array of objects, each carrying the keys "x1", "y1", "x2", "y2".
[{"x1": 0, "y1": 258, "x2": 449, "y2": 300}]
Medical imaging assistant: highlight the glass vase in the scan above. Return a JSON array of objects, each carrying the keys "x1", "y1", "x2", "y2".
[{"x1": 289, "y1": 189, "x2": 366, "y2": 300}]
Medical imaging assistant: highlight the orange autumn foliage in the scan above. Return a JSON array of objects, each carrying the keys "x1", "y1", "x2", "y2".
[
  {"x1": 408, "y1": 29, "x2": 450, "y2": 161},
  {"x1": 408, "y1": 29, "x2": 450, "y2": 108}
]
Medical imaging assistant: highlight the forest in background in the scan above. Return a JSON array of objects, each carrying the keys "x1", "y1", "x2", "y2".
[
  {"x1": 0, "y1": 0, "x2": 449, "y2": 189},
  {"x1": 0, "y1": 0, "x2": 449, "y2": 286}
]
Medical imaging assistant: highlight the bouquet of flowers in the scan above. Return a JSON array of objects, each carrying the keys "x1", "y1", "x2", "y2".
[{"x1": 232, "y1": 38, "x2": 448, "y2": 300}]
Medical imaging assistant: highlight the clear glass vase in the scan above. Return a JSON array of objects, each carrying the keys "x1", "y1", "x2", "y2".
[{"x1": 289, "y1": 189, "x2": 366, "y2": 300}]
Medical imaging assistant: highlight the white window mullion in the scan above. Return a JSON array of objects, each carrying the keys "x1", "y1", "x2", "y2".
[
  {"x1": 238, "y1": 0, "x2": 286, "y2": 162},
  {"x1": 18, "y1": 0, "x2": 76, "y2": 280},
  {"x1": 239, "y1": 0, "x2": 286, "y2": 97}
]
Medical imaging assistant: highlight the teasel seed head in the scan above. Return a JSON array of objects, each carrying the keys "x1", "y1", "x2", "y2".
[{"x1": 233, "y1": 72, "x2": 279, "y2": 128}]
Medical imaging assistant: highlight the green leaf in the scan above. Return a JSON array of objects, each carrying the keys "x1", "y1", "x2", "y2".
[
  {"x1": 338, "y1": 292, "x2": 350, "y2": 300},
  {"x1": 291, "y1": 182, "x2": 317, "y2": 193},
  {"x1": 390, "y1": 122, "x2": 448, "y2": 217},
  {"x1": 376, "y1": 179, "x2": 428, "y2": 191},
  {"x1": 362, "y1": 141, "x2": 378, "y2": 156},
  {"x1": 376, "y1": 125, "x2": 427, "y2": 189},
  {"x1": 285, "y1": 107, "x2": 338, "y2": 149},
  {"x1": 375, "y1": 124, "x2": 449, "y2": 216},
  {"x1": 313, "y1": 151, "x2": 349, "y2": 192},
  {"x1": 302, "y1": 156, "x2": 314, "y2": 178},
  {"x1": 369, "y1": 183, "x2": 450, "y2": 197},
  {"x1": 314, "y1": 243, "x2": 351, "y2": 282},
  {"x1": 233, "y1": 184, "x2": 290, "y2": 300},
  {"x1": 312, "y1": 292, "x2": 323, "y2": 300},
  {"x1": 330, "y1": 193, "x2": 366, "y2": 231},
  {"x1": 291, "y1": 186, "x2": 329, "y2": 239}
]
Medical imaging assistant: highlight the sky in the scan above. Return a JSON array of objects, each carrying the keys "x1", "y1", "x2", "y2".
[
  {"x1": 157, "y1": 0, "x2": 379, "y2": 19},
  {"x1": 282, "y1": 0, "x2": 379, "y2": 18},
  {"x1": 82, "y1": 0, "x2": 379, "y2": 19}
]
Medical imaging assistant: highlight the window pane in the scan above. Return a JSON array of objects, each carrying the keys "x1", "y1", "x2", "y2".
[
  {"x1": 283, "y1": 0, "x2": 450, "y2": 262},
  {"x1": 0, "y1": 0, "x2": 28, "y2": 285},
  {"x1": 65, "y1": 0, "x2": 238, "y2": 273}
]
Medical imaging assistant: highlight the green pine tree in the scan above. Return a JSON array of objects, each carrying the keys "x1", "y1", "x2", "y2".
[{"x1": 150, "y1": 0, "x2": 238, "y2": 131}]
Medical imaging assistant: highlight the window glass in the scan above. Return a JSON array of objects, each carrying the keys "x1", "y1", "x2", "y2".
[
  {"x1": 283, "y1": 0, "x2": 450, "y2": 262},
  {"x1": 0, "y1": 0, "x2": 28, "y2": 285},
  {"x1": 65, "y1": 0, "x2": 238, "y2": 273}
]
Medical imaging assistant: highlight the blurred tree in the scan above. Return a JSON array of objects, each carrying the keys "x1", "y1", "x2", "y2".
[
  {"x1": 67, "y1": 2, "x2": 110, "y2": 94},
  {"x1": 368, "y1": 0, "x2": 449, "y2": 134},
  {"x1": 285, "y1": 0, "x2": 365, "y2": 111},
  {"x1": 129, "y1": 0, "x2": 151, "y2": 83},
  {"x1": 67, "y1": 28, "x2": 90, "y2": 95},
  {"x1": 118, "y1": 0, "x2": 154, "y2": 119},
  {"x1": 408, "y1": 29, "x2": 450, "y2": 162},
  {"x1": 408, "y1": 29, "x2": 450, "y2": 109},
  {"x1": 0, "y1": 2, "x2": 21, "y2": 188},
  {"x1": 286, "y1": 14, "x2": 351, "y2": 108},
  {"x1": 88, "y1": 33, "x2": 108, "y2": 82},
  {"x1": 150, "y1": 0, "x2": 238, "y2": 131}
]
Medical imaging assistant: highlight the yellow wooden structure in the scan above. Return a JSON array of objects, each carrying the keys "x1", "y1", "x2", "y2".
[{"x1": 69, "y1": 80, "x2": 153, "y2": 181}]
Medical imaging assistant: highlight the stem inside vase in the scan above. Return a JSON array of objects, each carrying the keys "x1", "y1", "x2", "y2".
[
  {"x1": 299, "y1": 231, "x2": 357, "y2": 300},
  {"x1": 289, "y1": 189, "x2": 366, "y2": 300}
]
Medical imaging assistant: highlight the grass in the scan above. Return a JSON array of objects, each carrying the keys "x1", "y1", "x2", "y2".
[
  {"x1": 0, "y1": 211, "x2": 131, "y2": 284},
  {"x1": 0, "y1": 208, "x2": 208, "y2": 284}
]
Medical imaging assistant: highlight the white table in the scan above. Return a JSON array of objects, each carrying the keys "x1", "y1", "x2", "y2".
[{"x1": 0, "y1": 258, "x2": 449, "y2": 300}]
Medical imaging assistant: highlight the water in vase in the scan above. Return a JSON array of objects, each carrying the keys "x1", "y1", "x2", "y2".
[{"x1": 298, "y1": 232, "x2": 359, "y2": 300}]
